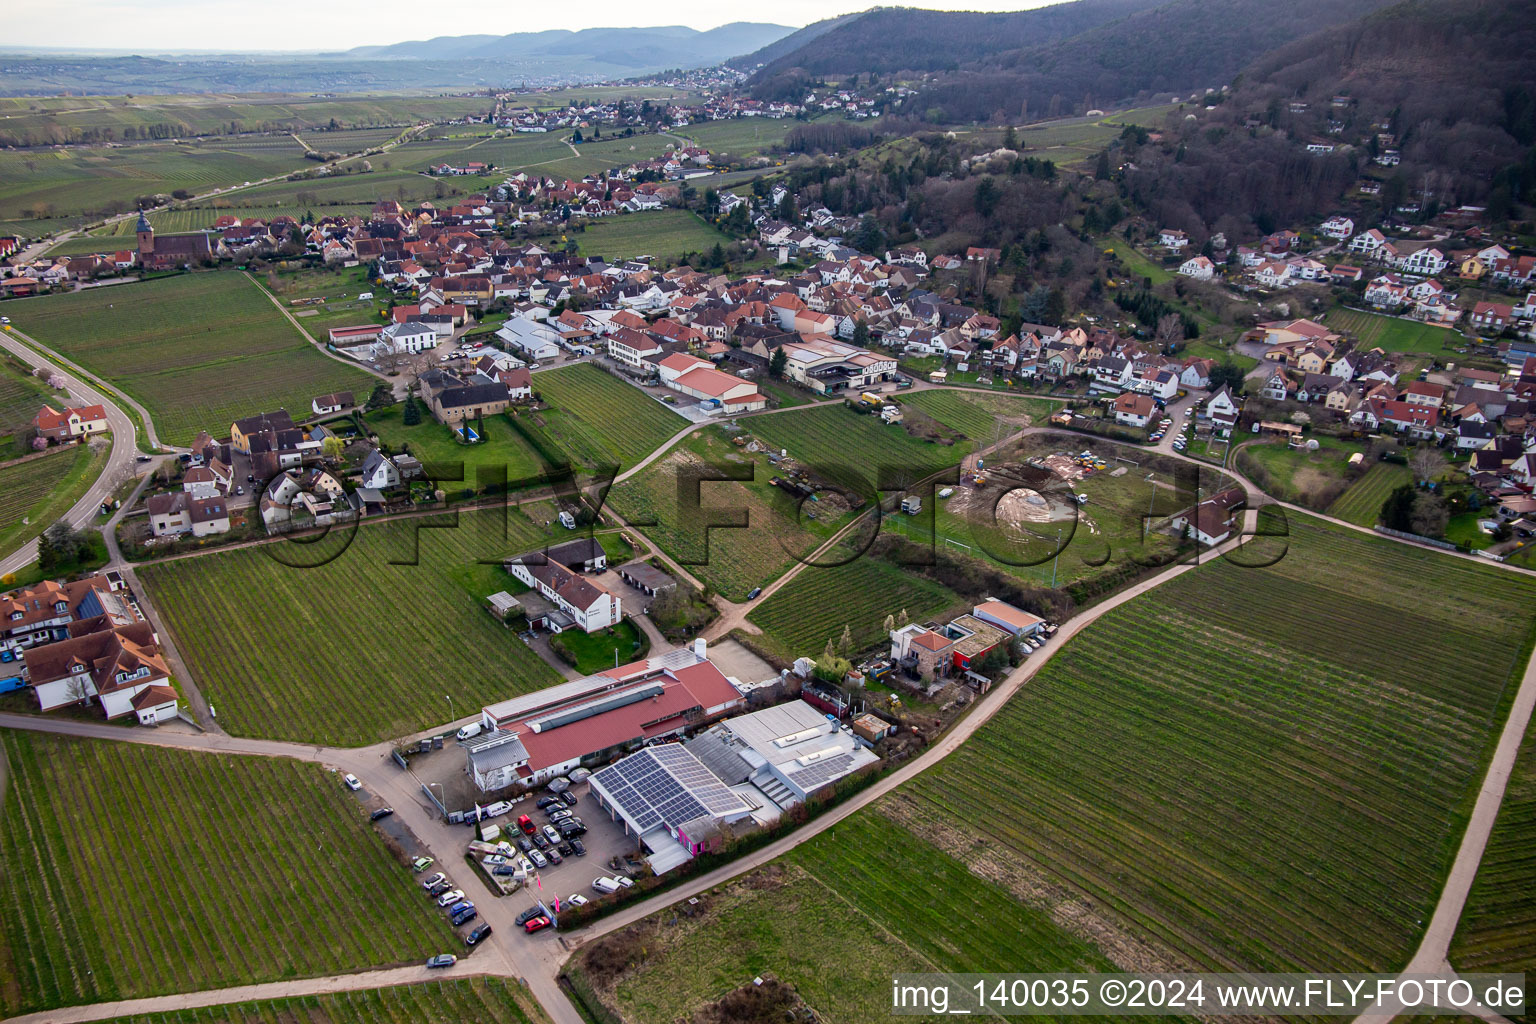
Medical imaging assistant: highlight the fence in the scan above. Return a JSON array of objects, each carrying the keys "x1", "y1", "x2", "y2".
[{"x1": 1373, "y1": 525, "x2": 1458, "y2": 551}]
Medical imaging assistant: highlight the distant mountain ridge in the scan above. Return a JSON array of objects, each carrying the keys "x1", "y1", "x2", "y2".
[{"x1": 347, "y1": 23, "x2": 794, "y2": 70}]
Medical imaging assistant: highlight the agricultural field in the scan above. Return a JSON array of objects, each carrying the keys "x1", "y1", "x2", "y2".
[
  {"x1": 1328, "y1": 460, "x2": 1412, "y2": 526},
  {"x1": 93, "y1": 977, "x2": 551, "y2": 1024},
  {"x1": 674, "y1": 118, "x2": 799, "y2": 159},
  {"x1": 87, "y1": 204, "x2": 374, "y2": 239},
  {"x1": 1450, "y1": 717, "x2": 1536, "y2": 989},
  {"x1": 747, "y1": 402, "x2": 977, "y2": 497},
  {"x1": 7, "y1": 272, "x2": 375, "y2": 446},
  {"x1": 0, "y1": 355, "x2": 60, "y2": 461},
  {"x1": 899, "y1": 515, "x2": 1536, "y2": 975},
  {"x1": 366, "y1": 405, "x2": 548, "y2": 491},
  {"x1": 746, "y1": 556, "x2": 962, "y2": 663},
  {"x1": 607, "y1": 426, "x2": 841, "y2": 601},
  {"x1": 900, "y1": 388, "x2": 1060, "y2": 443},
  {"x1": 1235, "y1": 435, "x2": 1366, "y2": 510},
  {"x1": 532, "y1": 364, "x2": 687, "y2": 470},
  {"x1": 576, "y1": 812, "x2": 1119, "y2": 1024},
  {"x1": 0, "y1": 731, "x2": 456, "y2": 1017},
  {"x1": 1326, "y1": 308, "x2": 1463, "y2": 358},
  {"x1": 0, "y1": 441, "x2": 111, "y2": 558},
  {"x1": 572, "y1": 209, "x2": 735, "y2": 263},
  {"x1": 137, "y1": 508, "x2": 563, "y2": 745}
]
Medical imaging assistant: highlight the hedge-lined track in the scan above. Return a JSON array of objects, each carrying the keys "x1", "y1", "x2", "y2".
[
  {"x1": 137, "y1": 510, "x2": 562, "y2": 745},
  {"x1": 0, "y1": 731, "x2": 456, "y2": 1017}
]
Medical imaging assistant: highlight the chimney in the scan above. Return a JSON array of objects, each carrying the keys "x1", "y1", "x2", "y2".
[{"x1": 693, "y1": 637, "x2": 708, "y2": 660}]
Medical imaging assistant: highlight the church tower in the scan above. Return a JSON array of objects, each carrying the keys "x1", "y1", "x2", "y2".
[{"x1": 135, "y1": 210, "x2": 154, "y2": 257}]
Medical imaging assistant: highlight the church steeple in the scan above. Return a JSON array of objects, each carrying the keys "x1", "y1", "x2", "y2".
[{"x1": 135, "y1": 210, "x2": 154, "y2": 257}]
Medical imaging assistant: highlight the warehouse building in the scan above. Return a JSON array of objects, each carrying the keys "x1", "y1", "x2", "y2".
[{"x1": 685, "y1": 700, "x2": 879, "y2": 808}]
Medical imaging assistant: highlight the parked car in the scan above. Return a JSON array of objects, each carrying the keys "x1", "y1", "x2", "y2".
[
  {"x1": 556, "y1": 842, "x2": 573, "y2": 857},
  {"x1": 531, "y1": 832, "x2": 549, "y2": 849},
  {"x1": 565, "y1": 893, "x2": 589, "y2": 906},
  {"x1": 492, "y1": 864, "x2": 521, "y2": 877},
  {"x1": 516, "y1": 836, "x2": 533, "y2": 853},
  {"x1": 457, "y1": 722, "x2": 483, "y2": 742},
  {"x1": 465, "y1": 924, "x2": 492, "y2": 947},
  {"x1": 421, "y1": 872, "x2": 447, "y2": 890},
  {"x1": 529, "y1": 849, "x2": 548, "y2": 868},
  {"x1": 411, "y1": 856, "x2": 434, "y2": 872},
  {"x1": 450, "y1": 907, "x2": 478, "y2": 927},
  {"x1": 548, "y1": 808, "x2": 571, "y2": 823},
  {"x1": 427, "y1": 881, "x2": 452, "y2": 897},
  {"x1": 536, "y1": 796, "x2": 561, "y2": 810},
  {"x1": 541, "y1": 825, "x2": 561, "y2": 844},
  {"x1": 545, "y1": 848, "x2": 562, "y2": 865},
  {"x1": 515, "y1": 906, "x2": 545, "y2": 926},
  {"x1": 517, "y1": 814, "x2": 536, "y2": 835},
  {"x1": 483, "y1": 854, "x2": 508, "y2": 867},
  {"x1": 436, "y1": 889, "x2": 465, "y2": 907},
  {"x1": 369, "y1": 807, "x2": 394, "y2": 821},
  {"x1": 426, "y1": 954, "x2": 457, "y2": 969},
  {"x1": 447, "y1": 900, "x2": 473, "y2": 916},
  {"x1": 558, "y1": 821, "x2": 586, "y2": 838},
  {"x1": 570, "y1": 839, "x2": 586, "y2": 857},
  {"x1": 560, "y1": 790, "x2": 579, "y2": 806},
  {"x1": 613, "y1": 875, "x2": 634, "y2": 888},
  {"x1": 523, "y1": 915, "x2": 551, "y2": 934},
  {"x1": 342, "y1": 773, "x2": 361, "y2": 791},
  {"x1": 483, "y1": 800, "x2": 513, "y2": 819},
  {"x1": 592, "y1": 877, "x2": 622, "y2": 894},
  {"x1": 746, "y1": 587, "x2": 762, "y2": 600}
]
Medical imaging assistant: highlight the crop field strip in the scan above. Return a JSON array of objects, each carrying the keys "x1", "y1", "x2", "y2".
[
  {"x1": 9, "y1": 272, "x2": 374, "y2": 446},
  {"x1": 0, "y1": 731, "x2": 456, "y2": 1017},
  {"x1": 900, "y1": 389, "x2": 1059, "y2": 442},
  {"x1": 896, "y1": 515, "x2": 1536, "y2": 977},
  {"x1": 747, "y1": 556, "x2": 961, "y2": 661},
  {"x1": 532, "y1": 363, "x2": 687, "y2": 470},
  {"x1": 0, "y1": 443, "x2": 109, "y2": 552},
  {"x1": 1327, "y1": 308, "x2": 1460, "y2": 355},
  {"x1": 600, "y1": 813, "x2": 1126, "y2": 1024},
  {"x1": 747, "y1": 403, "x2": 977, "y2": 497},
  {"x1": 1449, "y1": 715, "x2": 1536, "y2": 981},
  {"x1": 95, "y1": 977, "x2": 550, "y2": 1024},
  {"x1": 0, "y1": 356, "x2": 57, "y2": 455},
  {"x1": 137, "y1": 509, "x2": 562, "y2": 745},
  {"x1": 1328, "y1": 460, "x2": 1411, "y2": 526},
  {"x1": 573, "y1": 210, "x2": 735, "y2": 263}
]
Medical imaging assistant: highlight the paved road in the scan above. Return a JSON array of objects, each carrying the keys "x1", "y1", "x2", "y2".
[{"x1": 0, "y1": 326, "x2": 143, "y2": 579}]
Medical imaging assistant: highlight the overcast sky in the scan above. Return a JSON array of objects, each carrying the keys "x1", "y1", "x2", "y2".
[{"x1": 12, "y1": 0, "x2": 1060, "y2": 52}]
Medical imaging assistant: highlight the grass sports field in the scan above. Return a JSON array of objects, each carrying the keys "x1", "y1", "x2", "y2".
[
  {"x1": 532, "y1": 364, "x2": 686, "y2": 471},
  {"x1": 137, "y1": 509, "x2": 563, "y2": 745},
  {"x1": 1327, "y1": 307, "x2": 1462, "y2": 357},
  {"x1": 0, "y1": 731, "x2": 455, "y2": 1017},
  {"x1": 900, "y1": 389, "x2": 1059, "y2": 443},
  {"x1": 900, "y1": 514, "x2": 1536, "y2": 975},
  {"x1": 1329, "y1": 460, "x2": 1412, "y2": 526},
  {"x1": 0, "y1": 441, "x2": 111, "y2": 559},
  {"x1": 607, "y1": 426, "x2": 838, "y2": 601},
  {"x1": 746, "y1": 556, "x2": 961, "y2": 663},
  {"x1": 577, "y1": 813, "x2": 1119, "y2": 1023},
  {"x1": 572, "y1": 210, "x2": 734, "y2": 263},
  {"x1": 92, "y1": 977, "x2": 550, "y2": 1024},
  {"x1": 9, "y1": 273, "x2": 374, "y2": 446}
]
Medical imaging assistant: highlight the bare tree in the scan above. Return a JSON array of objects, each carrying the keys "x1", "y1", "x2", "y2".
[
  {"x1": 1409, "y1": 446, "x2": 1446, "y2": 484},
  {"x1": 1155, "y1": 312, "x2": 1184, "y2": 350},
  {"x1": 1410, "y1": 492, "x2": 1449, "y2": 538}
]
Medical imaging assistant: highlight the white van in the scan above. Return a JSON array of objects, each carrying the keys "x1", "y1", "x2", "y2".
[
  {"x1": 591, "y1": 876, "x2": 622, "y2": 894},
  {"x1": 456, "y1": 722, "x2": 483, "y2": 742},
  {"x1": 483, "y1": 800, "x2": 514, "y2": 819}
]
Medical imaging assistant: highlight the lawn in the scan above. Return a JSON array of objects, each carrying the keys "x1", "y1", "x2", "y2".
[
  {"x1": 0, "y1": 731, "x2": 457, "y2": 1017},
  {"x1": 532, "y1": 363, "x2": 686, "y2": 471},
  {"x1": 1326, "y1": 307, "x2": 1463, "y2": 359},
  {"x1": 9, "y1": 272, "x2": 375, "y2": 446},
  {"x1": 1236, "y1": 435, "x2": 1366, "y2": 509},
  {"x1": 367, "y1": 405, "x2": 547, "y2": 492},
  {"x1": 746, "y1": 556, "x2": 962, "y2": 663},
  {"x1": 93, "y1": 977, "x2": 550, "y2": 1024},
  {"x1": 607, "y1": 426, "x2": 840, "y2": 601},
  {"x1": 136, "y1": 508, "x2": 563, "y2": 745},
  {"x1": 1450, "y1": 716, "x2": 1536, "y2": 989},
  {"x1": 901, "y1": 514, "x2": 1536, "y2": 975},
  {"x1": 900, "y1": 388, "x2": 1060, "y2": 443},
  {"x1": 551, "y1": 618, "x2": 648, "y2": 675},
  {"x1": 1328, "y1": 460, "x2": 1412, "y2": 526},
  {"x1": 0, "y1": 441, "x2": 112, "y2": 557},
  {"x1": 572, "y1": 209, "x2": 734, "y2": 263},
  {"x1": 578, "y1": 813, "x2": 1119, "y2": 1024}
]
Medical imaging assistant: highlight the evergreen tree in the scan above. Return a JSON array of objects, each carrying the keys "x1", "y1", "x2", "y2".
[{"x1": 769, "y1": 347, "x2": 788, "y2": 378}]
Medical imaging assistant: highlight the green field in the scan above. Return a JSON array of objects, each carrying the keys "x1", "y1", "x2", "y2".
[
  {"x1": 94, "y1": 977, "x2": 550, "y2": 1024},
  {"x1": 367, "y1": 406, "x2": 547, "y2": 491},
  {"x1": 1450, "y1": 716, "x2": 1536, "y2": 996},
  {"x1": 0, "y1": 355, "x2": 58, "y2": 460},
  {"x1": 0, "y1": 441, "x2": 111, "y2": 559},
  {"x1": 1328, "y1": 460, "x2": 1412, "y2": 526},
  {"x1": 608, "y1": 426, "x2": 837, "y2": 601},
  {"x1": 581, "y1": 813, "x2": 1118, "y2": 1024},
  {"x1": 137, "y1": 509, "x2": 563, "y2": 745},
  {"x1": 673, "y1": 118, "x2": 799, "y2": 159},
  {"x1": 572, "y1": 209, "x2": 734, "y2": 263},
  {"x1": 1236, "y1": 436, "x2": 1366, "y2": 509},
  {"x1": 532, "y1": 363, "x2": 686, "y2": 470},
  {"x1": 746, "y1": 556, "x2": 961, "y2": 662},
  {"x1": 899, "y1": 514, "x2": 1536, "y2": 975},
  {"x1": 9, "y1": 273, "x2": 375, "y2": 445},
  {"x1": 1327, "y1": 308, "x2": 1463, "y2": 358},
  {"x1": 747, "y1": 403, "x2": 977, "y2": 497},
  {"x1": 0, "y1": 731, "x2": 456, "y2": 1016},
  {"x1": 900, "y1": 389, "x2": 1059, "y2": 443}
]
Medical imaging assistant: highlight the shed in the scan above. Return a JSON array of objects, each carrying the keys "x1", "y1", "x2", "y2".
[
  {"x1": 487, "y1": 591, "x2": 522, "y2": 619},
  {"x1": 618, "y1": 560, "x2": 677, "y2": 596}
]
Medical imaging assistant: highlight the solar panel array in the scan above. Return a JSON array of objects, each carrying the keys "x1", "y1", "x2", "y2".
[
  {"x1": 785, "y1": 751, "x2": 857, "y2": 793},
  {"x1": 593, "y1": 745, "x2": 747, "y2": 833}
]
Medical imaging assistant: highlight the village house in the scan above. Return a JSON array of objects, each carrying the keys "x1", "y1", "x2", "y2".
[
  {"x1": 32, "y1": 404, "x2": 109, "y2": 444},
  {"x1": 505, "y1": 538, "x2": 622, "y2": 633}
]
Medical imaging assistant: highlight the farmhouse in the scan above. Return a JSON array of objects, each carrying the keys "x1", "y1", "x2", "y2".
[
  {"x1": 1113, "y1": 392, "x2": 1156, "y2": 427},
  {"x1": 469, "y1": 644, "x2": 746, "y2": 791},
  {"x1": 146, "y1": 492, "x2": 231, "y2": 538},
  {"x1": 1170, "y1": 487, "x2": 1246, "y2": 546},
  {"x1": 417, "y1": 368, "x2": 516, "y2": 425},
  {"x1": 505, "y1": 538, "x2": 622, "y2": 633},
  {"x1": 33, "y1": 404, "x2": 109, "y2": 443},
  {"x1": 311, "y1": 391, "x2": 354, "y2": 416}
]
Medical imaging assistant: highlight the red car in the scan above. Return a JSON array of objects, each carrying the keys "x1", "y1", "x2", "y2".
[
  {"x1": 523, "y1": 915, "x2": 551, "y2": 934},
  {"x1": 517, "y1": 814, "x2": 535, "y2": 835}
]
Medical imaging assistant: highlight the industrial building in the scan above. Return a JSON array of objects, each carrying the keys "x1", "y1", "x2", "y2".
[{"x1": 686, "y1": 700, "x2": 880, "y2": 808}]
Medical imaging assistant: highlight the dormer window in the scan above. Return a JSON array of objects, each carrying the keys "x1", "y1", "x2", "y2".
[{"x1": 54, "y1": 602, "x2": 68, "y2": 613}]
